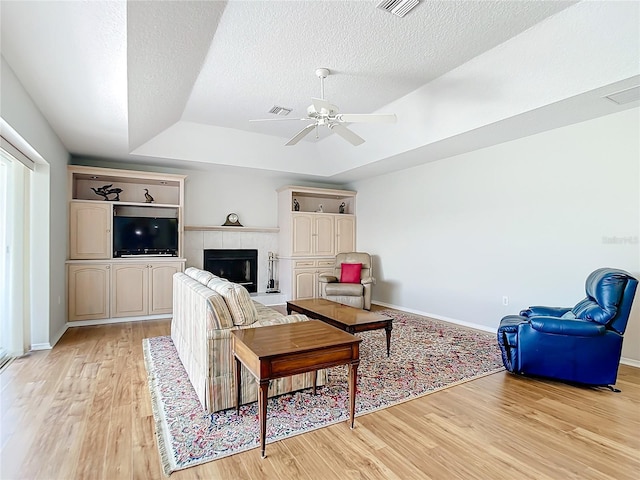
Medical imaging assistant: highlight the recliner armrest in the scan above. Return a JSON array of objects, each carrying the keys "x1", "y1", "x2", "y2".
[
  {"x1": 521, "y1": 306, "x2": 572, "y2": 317},
  {"x1": 529, "y1": 316, "x2": 606, "y2": 336},
  {"x1": 361, "y1": 276, "x2": 374, "y2": 285},
  {"x1": 318, "y1": 275, "x2": 338, "y2": 284}
]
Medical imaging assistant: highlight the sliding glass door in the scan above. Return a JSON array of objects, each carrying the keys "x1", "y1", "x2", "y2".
[
  {"x1": 0, "y1": 153, "x2": 9, "y2": 368},
  {"x1": 0, "y1": 147, "x2": 31, "y2": 368}
]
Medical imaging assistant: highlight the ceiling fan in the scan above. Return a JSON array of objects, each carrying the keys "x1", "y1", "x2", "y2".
[{"x1": 250, "y1": 68, "x2": 397, "y2": 146}]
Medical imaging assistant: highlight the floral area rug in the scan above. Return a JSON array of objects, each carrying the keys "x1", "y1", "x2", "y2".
[{"x1": 143, "y1": 310, "x2": 504, "y2": 475}]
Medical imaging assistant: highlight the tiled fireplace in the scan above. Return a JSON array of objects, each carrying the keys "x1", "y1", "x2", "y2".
[{"x1": 183, "y1": 228, "x2": 280, "y2": 298}]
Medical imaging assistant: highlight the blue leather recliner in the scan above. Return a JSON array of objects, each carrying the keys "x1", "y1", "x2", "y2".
[{"x1": 497, "y1": 268, "x2": 638, "y2": 388}]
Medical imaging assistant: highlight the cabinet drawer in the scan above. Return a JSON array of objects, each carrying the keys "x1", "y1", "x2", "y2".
[
  {"x1": 317, "y1": 260, "x2": 335, "y2": 267},
  {"x1": 294, "y1": 260, "x2": 315, "y2": 268}
]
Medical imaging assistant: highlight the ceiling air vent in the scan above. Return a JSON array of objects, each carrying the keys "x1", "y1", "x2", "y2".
[
  {"x1": 268, "y1": 106, "x2": 292, "y2": 116},
  {"x1": 377, "y1": 0, "x2": 420, "y2": 17},
  {"x1": 604, "y1": 86, "x2": 640, "y2": 105}
]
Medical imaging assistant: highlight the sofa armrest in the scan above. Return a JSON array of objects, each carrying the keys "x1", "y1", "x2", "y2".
[
  {"x1": 253, "y1": 313, "x2": 309, "y2": 327},
  {"x1": 520, "y1": 306, "x2": 572, "y2": 317},
  {"x1": 319, "y1": 275, "x2": 338, "y2": 284},
  {"x1": 361, "y1": 276, "x2": 374, "y2": 285},
  {"x1": 529, "y1": 316, "x2": 605, "y2": 336}
]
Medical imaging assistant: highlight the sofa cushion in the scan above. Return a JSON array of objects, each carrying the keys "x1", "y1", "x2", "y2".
[
  {"x1": 326, "y1": 282, "x2": 363, "y2": 296},
  {"x1": 254, "y1": 301, "x2": 284, "y2": 323},
  {"x1": 206, "y1": 291, "x2": 234, "y2": 329},
  {"x1": 185, "y1": 267, "x2": 216, "y2": 285},
  {"x1": 206, "y1": 277, "x2": 229, "y2": 288},
  {"x1": 207, "y1": 278, "x2": 258, "y2": 326}
]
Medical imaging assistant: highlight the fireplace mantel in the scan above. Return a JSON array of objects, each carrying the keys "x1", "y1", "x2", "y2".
[{"x1": 185, "y1": 225, "x2": 279, "y2": 233}]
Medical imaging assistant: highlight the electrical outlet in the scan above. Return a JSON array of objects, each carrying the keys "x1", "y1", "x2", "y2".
[{"x1": 502, "y1": 296, "x2": 509, "y2": 306}]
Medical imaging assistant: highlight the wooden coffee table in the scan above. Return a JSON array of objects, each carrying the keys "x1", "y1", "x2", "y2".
[
  {"x1": 231, "y1": 320, "x2": 361, "y2": 458},
  {"x1": 287, "y1": 298, "x2": 394, "y2": 356}
]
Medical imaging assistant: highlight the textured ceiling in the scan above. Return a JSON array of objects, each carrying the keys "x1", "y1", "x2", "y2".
[
  {"x1": 181, "y1": 0, "x2": 574, "y2": 137},
  {"x1": 1, "y1": 1, "x2": 638, "y2": 182}
]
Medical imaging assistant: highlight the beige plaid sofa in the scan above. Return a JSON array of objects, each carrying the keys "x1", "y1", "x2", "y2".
[{"x1": 171, "y1": 267, "x2": 327, "y2": 413}]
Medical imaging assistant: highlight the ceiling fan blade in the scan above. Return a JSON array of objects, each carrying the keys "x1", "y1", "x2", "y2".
[
  {"x1": 329, "y1": 124, "x2": 365, "y2": 146},
  {"x1": 249, "y1": 118, "x2": 310, "y2": 122},
  {"x1": 335, "y1": 113, "x2": 397, "y2": 123},
  {"x1": 285, "y1": 124, "x2": 316, "y2": 146},
  {"x1": 311, "y1": 97, "x2": 334, "y2": 114}
]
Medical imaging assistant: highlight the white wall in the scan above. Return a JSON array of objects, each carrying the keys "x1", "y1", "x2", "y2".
[
  {"x1": 351, "y1": 108, "x2": 640, "y2": 362},
  {"x1": 184, "y1": 170, "x2": 287, "y2": 228},
  {"x1": 1, "y1": 56, "x2": 69, "y2": 348}
]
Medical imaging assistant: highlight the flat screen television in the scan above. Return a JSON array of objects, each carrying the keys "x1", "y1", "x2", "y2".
[{"x1": 113, "y1": 216, "x2": 178, "y2": 257}]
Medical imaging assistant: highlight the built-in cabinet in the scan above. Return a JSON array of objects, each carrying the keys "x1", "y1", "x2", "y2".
[
  {"x1": 277, "y1": 186, "x2": 356, "y2": 300},
  {"x1": 67, "y1": 263, "x2": 111, "y2": 321},
  {"x1": 69, "y1": 202, "x2": 112, "y2": 259},
  {"x1": 291, "y1": 213, "x2": 336, "y2": 256},
  {"x1": 66, "y1": 166, "x2": 186, "y2": 323},
  {"x1": 111, "y1": 262, "x2": 181, "y2": 318},
  {"x1": 68, "y1": 260, "x2": 181, "y2": 321},
  {"x1": 291, "y1": 259, "x2": 336, "y2": 300}
]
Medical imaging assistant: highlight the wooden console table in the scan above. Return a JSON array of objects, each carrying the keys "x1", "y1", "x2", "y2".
[{"x1": 231, "y1": 320, "x2": 361, "y2": 458}]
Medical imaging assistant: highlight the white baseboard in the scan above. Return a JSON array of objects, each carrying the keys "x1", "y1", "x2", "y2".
[
  {"x1": 620, "y1": 357, "x2": 640, "y2": 368},
  {"x1": 30, "y1": 342, "x2": 53, "y2": 351},
  {"x1": 372, "y1": 301, "x2": 496, "y2": 334},
  {"x1": 66, "y1": 314, "x2": 171, "y2": 328},
  {"x1": 47, "y1": 324, "x2": 68, "y2": 349},
  {"x1": 373, "y1": 302, "x2": 640, "y2": 369}
]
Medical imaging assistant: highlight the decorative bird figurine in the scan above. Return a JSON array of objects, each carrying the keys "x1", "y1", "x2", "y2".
[
  {"x1": 106, "y1": 187, "x2": 123, "y2": 201},
  {"x1": 91, "y1": 184, "x2": 113, "y2": 200},
  {"x1": 144, "y1": 188, "x2": 155, "y2": 203}
]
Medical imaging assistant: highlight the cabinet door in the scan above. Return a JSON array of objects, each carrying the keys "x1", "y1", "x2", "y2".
[
  {"x1": 335, "y1": 216, "x2": 355, "y2": 254},
  {"x1": 69, "y1": 202, "x2": 112, "y2": 259},
  {"x1": 292, "y1": 214, "x2": 314, "y2": 256},
  {"x1": 314, "y1": 215, "x2": 335, "y2": 256},
  {"x1": 293, "y1": 269, "x2": 316, "y2": 299},
  {"x1": 68, "y1": 264, "x2": 110, "y2": 321},
  {"x1": 149, "y1": 262, "x2": 181, "y2": 315},
  {"x1": 111, "y1": 264, "x2": 148, "y2": 318}
]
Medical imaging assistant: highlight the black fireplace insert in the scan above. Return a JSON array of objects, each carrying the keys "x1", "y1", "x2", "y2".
[{"x1": 203, "y1": 249, "x2": 258, "y2": 293}]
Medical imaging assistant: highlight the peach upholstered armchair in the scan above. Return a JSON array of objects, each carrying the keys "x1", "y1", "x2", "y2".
[{"x1": 319, "y1": 252, "x2": 374, "y2": 310}]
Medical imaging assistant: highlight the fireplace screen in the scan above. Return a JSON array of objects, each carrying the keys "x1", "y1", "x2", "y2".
[{"x1": 203, "y1": 249, "x2": 258, "y2": 293}]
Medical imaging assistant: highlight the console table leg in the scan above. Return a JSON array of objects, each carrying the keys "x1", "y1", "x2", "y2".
[
  {"x1": 258, "y1": 379, "x2": 269, "y2": 458},
  {"x1": 385, "y1": 324, "x2": 393, "y2": 357},
  {"x1": 348, "y1": 360, "x2": 359, "y2": 429},
  {"x1": 234, "y1": 356, "x2": 241, "y2": 414},
  {"x1": 312, "y1": 370, "x2": 317, "y2": 395}
]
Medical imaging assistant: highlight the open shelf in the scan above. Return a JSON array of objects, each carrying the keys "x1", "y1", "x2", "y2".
[
  {"x1": 278, "y1": 185, "x2": 356, "y2": 214},
  {"x1": 72, "y1": 199, "x2": 179, "y2": 209},
  {"x1": 70, "y1": 166, "x2": 182, "y2": 205}
]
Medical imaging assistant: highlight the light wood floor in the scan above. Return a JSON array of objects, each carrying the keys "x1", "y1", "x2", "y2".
[{"x1": 1, "y1": 308, "x2": 639, "y2": 480}]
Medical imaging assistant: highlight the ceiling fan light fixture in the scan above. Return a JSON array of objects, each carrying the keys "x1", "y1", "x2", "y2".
[
  {"x1": 251, "y1": 68, "x2": 397, "y2": 146},
  {"x1": 376, "y1": 0, "x2": 420, "y2": 18},
  {"x1": 268, "y1": 106, "x2": 292, "y2": 116}
]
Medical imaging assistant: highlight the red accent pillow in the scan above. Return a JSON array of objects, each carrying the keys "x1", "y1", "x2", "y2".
[{"x1": 340, "y1": 263, "x2": 362, "y2": 283}]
